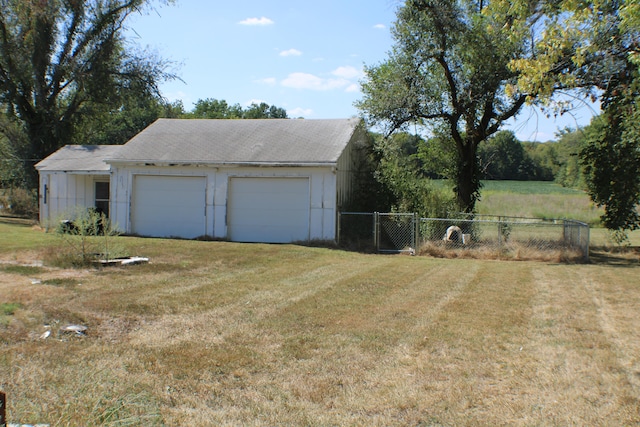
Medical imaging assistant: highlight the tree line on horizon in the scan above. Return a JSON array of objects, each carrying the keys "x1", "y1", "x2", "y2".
[{"x1": 378, "y1": 127, "x2": 590, "y2": 186}]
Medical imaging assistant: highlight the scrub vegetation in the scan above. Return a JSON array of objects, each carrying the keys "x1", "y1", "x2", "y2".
[{"x1": 0, "y1": 220, "x2": 638, "y2": 426}]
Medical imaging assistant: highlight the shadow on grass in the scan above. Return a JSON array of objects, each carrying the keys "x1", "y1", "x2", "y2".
[
  {"x1": 589, "y1": 246, "x2": 640, "y2": 267},
  {"x1": 0, "y1": 215, "x2": 37, "y2": 226}
]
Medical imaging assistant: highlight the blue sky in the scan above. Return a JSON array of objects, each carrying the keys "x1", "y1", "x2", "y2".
[{"x1": 127, "y1": 0, "x2": 599, "y2": 142}]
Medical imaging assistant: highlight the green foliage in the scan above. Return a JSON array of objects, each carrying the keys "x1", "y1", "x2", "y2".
[
  {"x1": 0, "y1": 114, "x2": 32, "y2": 189},
  {"x1": 522, "y1": 142, "x2": 556, "y2": 181},
  {"x1": 371, "y1": 133, "x2": 456, "y2": 218},
  {"x1": 478, "y1": 131, "x2": 539, "y2": 180},
  {"x1": 243, "y1": 102, "x2": 288, "y2": 119},
  {"x1": 0, "y1": 187, "x2": 38, "y2": 218},
  {"x1": 50, "y1": 208, "x2": 125, "y2": 267},
  {"x1": 341, "y1": 132, "x2": 395, "y2": 213},
  {"x1": 343, "y1": 131, "x2": 455, "y2": 217},
  {"x1": 72, "y1": 87, "x2": 168, "y2": 147},
  {"x1": 581, "y1": 112, "x2": 640, "y2": 233},
  {"x1": 415, "y1": 132, "x2": 457, "y2": 180},
  {"x1": 502, "y1": 0, "x2": 639, "y2": 102},
  {"x1": 183, "y1": 98, "x2": 289, "y2": 119},
  {"x1": 189, "y1": 98, "x2": 244, "y2": 119},
  {"x1": 0, "y1": 0, "x2": 177, "y2": 188},
  {"x1": 494, "y1": 0, "x2": 639, "y2": 234},
  {"x1": 552, "y1": 129, "x2": 587, "y2": 189},
  {"x1": 357, "y1": 0, "x2": 533, "y2": 212}
]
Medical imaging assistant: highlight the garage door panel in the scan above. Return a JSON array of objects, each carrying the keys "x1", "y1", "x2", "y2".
[
  {"x1": 228, "y1": 177, "x2": 310, "y2": 243},
  {"x1": 132, "y1": 175, "x2": 206, "y2": 239}
]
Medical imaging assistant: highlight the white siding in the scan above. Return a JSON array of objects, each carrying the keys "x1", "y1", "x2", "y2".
[
  {"x1": 110, "y1": 164, "x2": 341, "y2": 242},
  {"x1": 38, "y1": 172, "x2": 108, "y2": 226}
]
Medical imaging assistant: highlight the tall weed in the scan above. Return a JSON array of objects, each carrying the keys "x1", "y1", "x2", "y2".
[{"x1": 45, "y1": 208, "x2": 125, "y2": 267}]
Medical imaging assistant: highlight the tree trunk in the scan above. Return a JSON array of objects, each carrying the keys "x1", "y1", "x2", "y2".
[{"x1": 455, "y1": 140, "x2": 481, "y2": 213}]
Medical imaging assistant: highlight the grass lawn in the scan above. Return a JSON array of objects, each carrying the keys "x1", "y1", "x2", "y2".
[{"x1": 1, "y1": 221, "x2": 639, "y2": 426}]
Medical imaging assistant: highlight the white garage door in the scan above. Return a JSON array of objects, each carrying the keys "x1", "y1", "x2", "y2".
[
  {"x1": 228, "y1": 177, "x2": 310, "y2": 243},
  {"x1": 132, "y1": 175, "x2": 206, "y2": 239}
]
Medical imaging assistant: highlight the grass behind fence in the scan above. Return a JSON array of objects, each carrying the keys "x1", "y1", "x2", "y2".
[{"x1": 476, "y1": 181, "x2": 603, "y2": 225}]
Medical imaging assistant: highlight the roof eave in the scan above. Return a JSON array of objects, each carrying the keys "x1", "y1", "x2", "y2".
[
  {"x1": 105, "y1": 159, "x2": 338, "y2": 168},
  {"x1": 37, "y1": 169, "x2": 111, "y2": 174}
]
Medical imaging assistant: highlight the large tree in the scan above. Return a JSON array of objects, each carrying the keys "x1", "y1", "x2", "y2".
[
  {"x1": 357, "y1": 0, "x2": 534, "y2": 213},
  {"x1": 0, "y1": 0, "x2": 177, "y2": 187}
]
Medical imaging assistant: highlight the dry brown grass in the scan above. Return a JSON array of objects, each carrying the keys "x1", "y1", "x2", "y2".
[
  {"x1": 1, "y1": 223, "x2": 639, "y2": 426},
  {"x1": 417, "y1": 240, "x2": 586, "y2": 263}
]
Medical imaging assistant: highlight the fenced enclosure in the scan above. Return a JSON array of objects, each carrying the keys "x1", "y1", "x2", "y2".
[{"x1": 338, "y1": 212, "x2": 590, "y2": 261}]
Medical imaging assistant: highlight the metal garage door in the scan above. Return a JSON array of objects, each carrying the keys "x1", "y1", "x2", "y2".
[
  {"x1": 132, "y1": 175, "x2": 206, "y2": 238},
  {"x1": 227, "y1": 177, "x2": 310, "y2": 243}
]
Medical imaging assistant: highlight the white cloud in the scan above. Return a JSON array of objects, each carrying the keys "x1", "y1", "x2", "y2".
[
  {"x1": 288, "y1": 107, "x2": 314, "y2": 118},
  {"x1": 255, "y1": 77, "x2": 277, "y2": 86},
  {"x1": 245, "y1": 99, "x2": 266, "y2": 106},
  {"x1": 279, "y1": 48, "x2": 302, "y2": 57},
  {"x1": 239, "y1": 17, "x2": 274, "y2": 26},
  {"x1": 332, "y1": 65, "x2": 362, "y2": 79},
  {"x1": 280, "y1": 66, "x2": 363, "y2": 92},
  {"x1": 345, "y1": 83, "x2": 360, "y2": 93},
  {"x1": 281, "y1": 72, "x2": 350, "y2": 91},
  {"x1": 373, "y1": 24, "x2": 386, "y2": 30}
]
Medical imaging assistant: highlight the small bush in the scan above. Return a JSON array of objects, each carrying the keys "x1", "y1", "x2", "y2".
[
  {"x1": 0, "y1": 187, "x2": 38, "y2": 218},
  {"x1": 46, "y1": 207, "x2": 126, "y2": 268}
]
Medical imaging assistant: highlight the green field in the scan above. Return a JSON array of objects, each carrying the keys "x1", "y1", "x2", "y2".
[
  {"x1": 473, "y1": 180, "x2": 603, "y2": 225},
  {"x1": 480, "y1": 180, "x2": 585, "y2": 195}
]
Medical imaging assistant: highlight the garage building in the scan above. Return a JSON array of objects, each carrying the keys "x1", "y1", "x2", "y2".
[{"x1": 37, "y1": 118, "x2": 366, "y2": 243}]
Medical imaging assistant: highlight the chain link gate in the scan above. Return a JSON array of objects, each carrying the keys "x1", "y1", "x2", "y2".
[{"x1": 374, "y1": 212, "x2": 418, "y2": 254}]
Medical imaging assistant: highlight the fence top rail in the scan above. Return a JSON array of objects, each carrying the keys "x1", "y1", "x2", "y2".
[
  {"x1": 340, "y1": 211, "x2": 588, "y2": 226},
  {"x1": 419, "y1": 217, "x2": 580, "y2": 226},
  {"x1": 340, "y1": 212, "x2": 375, "y2": 216}
]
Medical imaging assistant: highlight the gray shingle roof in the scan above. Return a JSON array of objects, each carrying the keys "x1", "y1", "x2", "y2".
[
  {"x1": 35, "y1": 145, "x2": 121, "y2": 172},
  {"x1": 106, "y1": 118, "x2": 361, "y2": 165}
]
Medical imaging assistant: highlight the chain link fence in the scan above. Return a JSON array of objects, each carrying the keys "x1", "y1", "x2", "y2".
[{"x1": 338, "y1": 212, "x2": 590, "y2": 261}]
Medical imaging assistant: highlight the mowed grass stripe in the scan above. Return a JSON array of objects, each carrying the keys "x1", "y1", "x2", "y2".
[
  {"x1": 583, "y1": 266, "x2": 640, "y2": 399},
  {"x1": 333, "y1": 261, "x2": 538, "y2": 425},
  {"x1": 265, "y1": 256, "x2": 445, "y2": 336},
  {"x1": 523, "y1": 266, "x2": 640, "y2": 425},
  {"x1": 126, "y1": 252, "x2": 383, "y2": 348}
]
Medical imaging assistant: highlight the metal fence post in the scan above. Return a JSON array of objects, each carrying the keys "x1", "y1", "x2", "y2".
[{"x1": 373, "y1": 212, "x2": 379, "y2": 251}]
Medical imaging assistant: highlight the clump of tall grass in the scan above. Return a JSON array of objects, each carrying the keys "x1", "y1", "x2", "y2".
[
  {"x1": 418, "y1": 240, "x2": 586, "y2": 263},
  {"x1": 43, "y1": 208, "x2": 126, "y2": 268}
]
